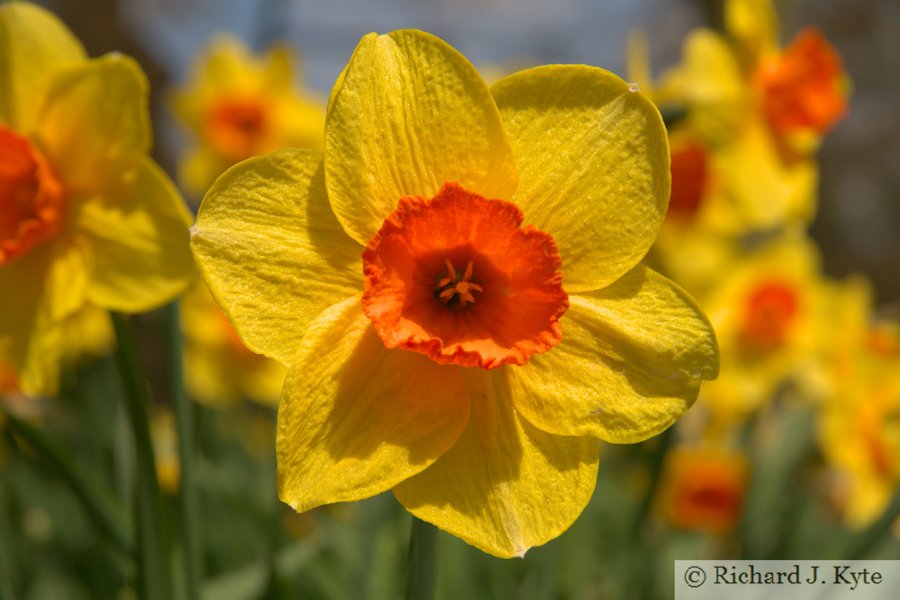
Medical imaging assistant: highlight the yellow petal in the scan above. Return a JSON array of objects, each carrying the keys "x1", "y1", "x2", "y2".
[
  {"x1": 61, "y1": 303, "x2": 115, "y2": 366},
  {"x1": 36, "y1": 53, "x2": 151, "y2": 196},
  {"x1": 199, "y1": 35, "x2": 257, "y2": 90},
  {"x1": 394, "y1": 369, "x2": 599, "y2": 558},
  {"x1": 325, "y1": 29, "x2": 517, "y2": 245},
  {"x1": 262, "y1": 44, "x2": 297, "y2": 93},
  {"x1": 191, "y1": 148, "x2": 363, "y2": 364},
  {"x1": 74, "y1": 157, "x2": 193, "y2": 312},
  {"x1": 725, "y1": 0, "x2": 779, "y2": 63},
  {"x1": 491, "y1": 65, "x2": 670, "y2": 293},
  {"x1": 509, "y1": 265, "x2": 719, "y2": 443},
  {"x1": 0, "y1": 2, "x2": 86, "y2": 130},
  {"x1": 657, "y1": 30, "x2": 748, "y2": 145},
  {"x1": 277, "y1": 297, "x2": 470, "y2": 512},
  {"x1": 714, "y1": 117, "x2": 818, "y2": 229},
  {"x1": 0, "y1": 239, "x2": 89, "y2": 395},
  {"x1": 181, "y1": 281, "x2": 287, "y2": 407}
]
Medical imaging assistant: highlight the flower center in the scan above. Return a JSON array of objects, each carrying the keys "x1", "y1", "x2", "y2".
[
  {"x1": 0, "y1": 127, "x2": 66, "y2": 265},
  {"x1": 740, "y1": 279, "x2": 799, "y2": 352},
  {"x1": 362, "y1": 182, "x2": 568, "y2": 369},
  {"x1": 434, "y1": 259, "x2": 483, "y2": 307},
  {"x1": 204, "y1": 96, "x2": 269, "y2": 160},
  {"x1": 754, "y1": 28, "x2": 847, "y2": 136}
]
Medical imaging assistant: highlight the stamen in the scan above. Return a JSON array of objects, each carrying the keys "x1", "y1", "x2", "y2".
[{"x1": 435, "y1": 259, "x2": 483, "y2": 306}]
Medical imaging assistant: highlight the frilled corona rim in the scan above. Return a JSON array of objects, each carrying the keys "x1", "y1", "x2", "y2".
[{"x1": 361, "y1": 182, "x2": 569, "y2": 369}]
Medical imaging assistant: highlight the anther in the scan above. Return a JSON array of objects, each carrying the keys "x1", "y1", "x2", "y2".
[{"x1": 435, "y1": 259, "x2": 483, "y2": 306}]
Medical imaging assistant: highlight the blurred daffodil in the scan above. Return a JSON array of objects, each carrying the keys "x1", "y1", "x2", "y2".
[
  {"x1": 182, "y1": 280, "x2": 286, "y2": 407},
  {"x1": 659, "y1": 0, "x2": 849, "y2": 151},
  {"x1": 699, "y1": 235, "x2": 827, "y2": 423},
  {"x1": 192, "y1": 29, "x2": 718, "y2": 557},
  {"x1": 170, "y1": 34, "x2": 325, "y2": 197},
  {"x1": 819, "y1": 333, "x2": 900, "y2": 529},
  {"x1": 0, "y1": 2, "x2": 193, "y2": 395},
  {"x1": 631, "y1": 0, "x2": 847, "y2": 235},
  {"x1": 658, "y1": 446, "x2": 749, "y2": 534}
]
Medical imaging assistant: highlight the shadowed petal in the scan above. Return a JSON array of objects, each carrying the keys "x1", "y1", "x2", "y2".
[{"x1": 277, "y1": 297, "x2": 471, "y2": 512}]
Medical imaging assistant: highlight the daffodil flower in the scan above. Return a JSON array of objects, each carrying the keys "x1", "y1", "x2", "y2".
[
  {"x1": 170, "y1": 34, "x2": 325, "y2": 197},
  {"x1": 698, "y1": 236, "x2": 826, "y2": 424},
  {"x1": 819, "y1": 336, "x2": 900, "y2": 529},
  {"x1": 0, "y1": 3, "x2": 193, "y2": 394},
  {"x1": 658, "y1": 446, "x2": 749, "y2": 534},
  {"x1": 192, "y1": 29, "x2": 719, "y2": 557},
  {"x1": 630, "y1": 0, "x2": 848, "y2": 237}
]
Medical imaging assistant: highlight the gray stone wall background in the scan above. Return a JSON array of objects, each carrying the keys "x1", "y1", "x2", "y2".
[{"x1": 38, "y1": 0, "x2": 900, "y2": 306}]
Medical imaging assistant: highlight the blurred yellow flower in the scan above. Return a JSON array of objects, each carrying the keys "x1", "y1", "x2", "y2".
[
  {"x1": 699, "y1": 235, "x2": 826, "y2": 422},
  {"x1": 660, "y1": 0, "x2": 849, "y2": 150},
  {"x1": 658, "y1": 446, "x2": 749, "y2": 534},
  {"x1": 0, "y1": 2, "x2": 193, "y2": 395},
  {"x1": 819, "y1": 331, "x2": 900, "y2": 529},
  {"x1": 170, "y1": 34, "x2": 325, "y2": 197},
  {"x1": 181, "y1": 280, "x2": 286, "y2": 407},
  {"x1": 632, "y1": 0, "x2": 847, "y2": 235},
  {"x1": 192, "y1": 29, "x2": 718, "y2": 557}
]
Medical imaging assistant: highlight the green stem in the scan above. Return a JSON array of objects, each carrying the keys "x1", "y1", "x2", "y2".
[
  {"x1": 0, "y1": 481, "x2": 17, "y2": 600},
  {"x1": 629, "y1": 426, "x2": 675, "y2": 600},
  {"x1": 847, "y1": 491, "x2": 900, "y2": 560},
  {"x1": 112, "y1": 312, "x2": 172, "y2": 600},
  {"x1": 164, "y1": 301, "x2": 201, "y2": 600},
  {"x1": 1, "y1": 409, "x2": 131, "y2": 552},
  {"x1": 405, "y1": 517, "x2": 437, "y2": 600},
  {"x1": 632, "y1": 425, "x2": 674, "y2": 538}
]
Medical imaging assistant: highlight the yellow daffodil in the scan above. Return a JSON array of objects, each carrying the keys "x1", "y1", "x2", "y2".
[
  {"x1": 819, "y1": 334, "x2": 900, "y2": 529},
  {"x1": 631, "y1": 0, "x2": 847, "y2": 234},
  {"x1": 648, "y1": 115, "x2": 818, "y2": 288},
  {"x1": 170, "y1": 34, "x2": 325, "y2": 197},
  {"x1": 0, "y1": 3, "x2": 193, "y2": 395},
  {"x1": 192, "y1": 29, "x2": 719, "y2": 557},
  {"x1": 699, "y1": 235, "x2": 827, "y2": 423},
  {"x1": 181, "y1": 280, "x2": 286, "y2": 407},
  {"x1": 657, "y1": 445, "x2": 749, "y2": 534},
  {"x1": 661, "y1": 0, "x2": 849, "y2": 151}
]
